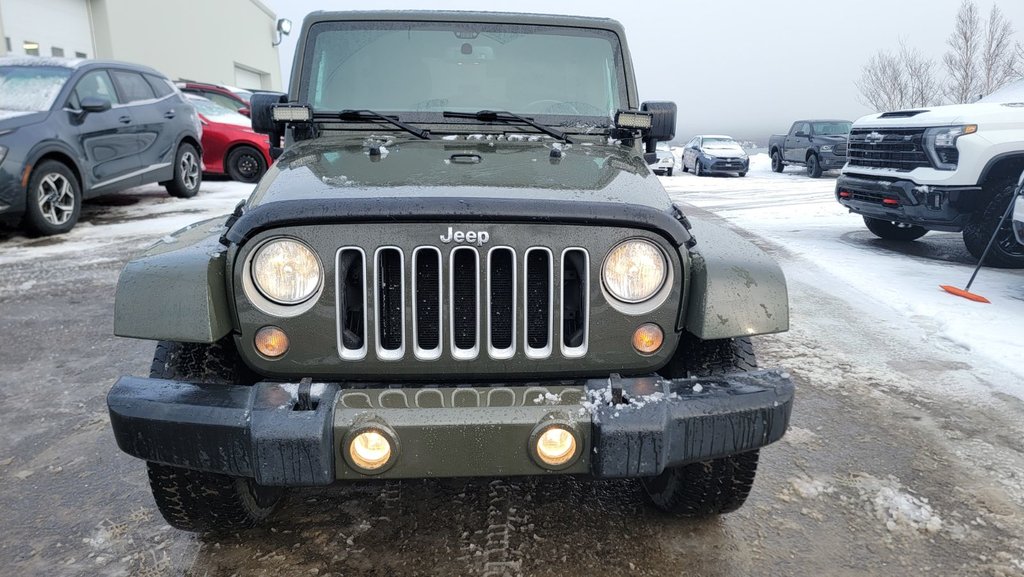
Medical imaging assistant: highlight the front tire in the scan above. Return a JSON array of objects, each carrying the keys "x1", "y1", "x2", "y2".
[
  {"x1": 863, "y1": 216, "x2": 928, "y2": 241},
  {"x1": 806, "y1": 153, "x2": 822, "y2": 178},
  {"x1": 165, "y1": 143, "x2": 202, "y2": 198},
  {"x1": 666, "y1": 167, "x2": 673, "y2": 177},
  {"x1": 694, "y1": 159, "x2": 704, "y2": 177},
  {"x1": 963, "y1": 181, "x2": 1024, "y2": 268},
  {"x1": 642, "y1": 336, "x2": 760, "y2": 517},
  {"x1": 738, "y1": 171, "x2": 747, "y2": 177},
  {"x1": 771, "y1": 151, "x2": 784, "y2": 173},
  {"x1": 23, "y1": 160, "x2": 81, "y2": 236},
  {"x1": 226, "y1": 146, "x2": 267, "y2": 183},
  {"x1": 145, "y1": 340, "x2": 280, "y2": 532}
]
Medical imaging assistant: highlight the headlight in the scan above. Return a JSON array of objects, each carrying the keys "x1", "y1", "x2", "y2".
[
  {"x1": 251, "y1": 238, "x2": 322, "y2": 304},
  {"x1": 924, "y1": 125, "x2": 977, "y2": 170},
  {"x1": 820, "y1": 145, "x2": 834, "y2": 152},
  {"x1": 603, "y1": 240, "x2": 667, "y2": 303}
]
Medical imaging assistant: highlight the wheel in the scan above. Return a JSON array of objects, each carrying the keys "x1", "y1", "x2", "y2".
[
  {"x1": 23, "y1": 160, "x2": 81, "y2": 235},
  {"x1": 666, "y1": 167, "x2": 673, "y2": 177},
  {"x1": 771, "y1": 151, "x2": 784, "y2": 173},
  {"x1": 863, "y1": 216, "x2": 928, "y2": 241},
  {"x1": 963, "y1": 181, "x2": 1024, "y2": 268},
  {"x1": 642, "y1": 336, "x2": 760, "y2": 517},
  {"x1": 806, "y1": 153, "x2": 822, "y2": 178},
  {"x1": 738, "y1": 172, "x2": 747, "y2": 177},
  {"x1": 165, "y1": 143, "x2": 202, "y2": 198},
  {"x1": 694, "y1": 159, "x2": 704, "y2": 177},
  {"x1": 145, "y1": 339, "x2": 281, "y2": 532},
  {"x1": 682, "y1": 159, "x2": 689, "y2": 173},
  {"x1": 226, "y1": 146, "x2": 267, "y2": 183}
]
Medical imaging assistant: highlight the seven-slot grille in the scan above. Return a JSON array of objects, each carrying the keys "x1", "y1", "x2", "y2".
[
  {"x1": 336, "y1": 246, "x2": 589, "y2": 362},
  {"x1": 847, "y1": 127, "x2": 931, "y2": 170}
]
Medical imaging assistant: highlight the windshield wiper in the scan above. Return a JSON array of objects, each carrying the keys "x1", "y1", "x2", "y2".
[
  {"x1": 442, "y1": 110, "x2": 572, "y2": 143},
  {"x1": 330, "y1": 109, "x2": 432, "y2": 140}
]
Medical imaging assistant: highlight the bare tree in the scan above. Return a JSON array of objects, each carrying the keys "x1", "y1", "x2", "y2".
[
  {"x1": 856, "y1": 41, "x2": 938, "y2": 112},
  {"x1": 980, "y1": 4, "x2": 1019, "y2": 95},
  {"x1": 944, "y1": 0, "x2": 981, "y2": 103}
]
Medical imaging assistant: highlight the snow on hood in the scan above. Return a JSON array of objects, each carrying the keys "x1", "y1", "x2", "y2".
[
  {"x1": 702, "y1": 144, "x2": 746, "y2": 158},
  {"x1": 853, "y1": 101, "x2": 1019, "y2": 128}
]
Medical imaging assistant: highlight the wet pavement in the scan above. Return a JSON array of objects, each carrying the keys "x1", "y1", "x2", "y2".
[{"x1": 1, "y1": 183, "x2": 1023, "y2": 577}]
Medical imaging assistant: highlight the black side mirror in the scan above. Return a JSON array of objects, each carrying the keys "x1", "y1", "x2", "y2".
[
  {"x1": 794, "y1": 131, "x2": 808, "y2": 138},
  {"x1": 250, "y1": 92, "x2": 288, "y2": 135},
  {"x1": 641, "y1": 101, "x2": 676, "y2": 143},
  {"x1": 80, "y1": 97, "x2": 112, "y2": 114}
]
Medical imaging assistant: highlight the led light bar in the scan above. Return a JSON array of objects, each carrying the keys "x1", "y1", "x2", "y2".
[
  {"x1": 615, "y1": 110, "x2": 653, "y2": 130},
  {"x1": 272, "y1": 104, "x2": 312, "y2": 123}
]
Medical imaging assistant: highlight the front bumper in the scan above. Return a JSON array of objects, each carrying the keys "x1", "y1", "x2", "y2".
[
  {"x1": 818, "y1": 151, "x2": 847, "y2": 170},
  {"x1": 702, "y1": 157, "x2": 749, "y2": 174},
  {"x1": 108, "y1": 371, "x2": 794, "y2": 485},
  {"x1": 836, "y1": 174, "x2": 982, "y2": 232}
]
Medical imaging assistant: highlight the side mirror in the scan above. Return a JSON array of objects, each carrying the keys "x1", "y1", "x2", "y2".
[
  {"x1": 250, "y1": 92, "x2": 288, "y2": 135},
  {"x1": 641, "y1": 101, "x2": 676, "y2": 143},
  {"x1": 238, "y1": 107, "x2": 251, "y2": 118},
  {"x1": 794, "y1": 131, "x2": 808, "y2": 138},
  {"x1": 80, "y1": 97, "x2": 112, "y2": 114}
]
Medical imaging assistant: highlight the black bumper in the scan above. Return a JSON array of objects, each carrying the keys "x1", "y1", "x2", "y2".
[
  {"x1": 108, "y1": 371, "x2": 793, "y2": 485},
  {"x1": 819, "y1": 152, "x2": 847, "y2": 170},
  {"x1": 836, "y1": 174, "x2": 981, "y2": 232}
]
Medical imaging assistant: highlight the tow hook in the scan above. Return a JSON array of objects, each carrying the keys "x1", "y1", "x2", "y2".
[{"x1": 296, "y1": 377, "x2": 316, "y2": 411}]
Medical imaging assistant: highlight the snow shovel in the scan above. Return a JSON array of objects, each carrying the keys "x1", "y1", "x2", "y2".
[{"x1": 940, "y1": 170, "x2": 1024, "y2": 303}]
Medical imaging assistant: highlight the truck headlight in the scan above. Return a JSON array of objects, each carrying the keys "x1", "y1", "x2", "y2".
[
  {"x1": 820, "y1": 145, "x2": 834, "y2": 152},
  {"x1": 603, "y1": 240, "x2": 667, "y2": 303},
  {"x1": 924, "y1": 125, "x2": 976, "y2": 170},
  {"x1": 251, "y1": 238, "x2": 322, "y2": 304}
]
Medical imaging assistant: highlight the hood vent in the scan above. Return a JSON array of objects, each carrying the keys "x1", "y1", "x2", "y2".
[{"x1": 879, "y1": 109, "x2": 929, "y2": 118}]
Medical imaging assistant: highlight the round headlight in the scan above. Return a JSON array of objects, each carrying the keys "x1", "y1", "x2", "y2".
[
  {"x1": 251, "y1": 239, "x2": 322, "y2": 304},
  {"x1": 603, "y1": 240, "x2": 667, "y2": 303}
]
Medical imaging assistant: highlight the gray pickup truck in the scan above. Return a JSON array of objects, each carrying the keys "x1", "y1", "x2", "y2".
[{"x1": 769, "y1": 119, "x2": 851, "y2": 178}]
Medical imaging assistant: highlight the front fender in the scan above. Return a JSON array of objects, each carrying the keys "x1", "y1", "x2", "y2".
[
  {"x1": 683, "y1": 216, "x2": 789, "y2": 339},
  {"x1": 114, "y1": 216, "x2": 233, "y2": 343}
]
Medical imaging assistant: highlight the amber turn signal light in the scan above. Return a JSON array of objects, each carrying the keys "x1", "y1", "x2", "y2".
[
  {"x1": 255, "y1": 326, "x2": 289, "y2": 358},
  {"x1": 632, "y1": 323, "x2": 664, "y2": 355}
]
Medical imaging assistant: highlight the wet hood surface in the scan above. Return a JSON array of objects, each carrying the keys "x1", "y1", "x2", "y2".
[{"x1": 248, "y1": 136, "x2": 671, "y2": 211}]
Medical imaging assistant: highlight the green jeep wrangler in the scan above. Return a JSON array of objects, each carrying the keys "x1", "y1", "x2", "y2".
[{"x1": 107, "y1": 11, "x2": 794, "y2": 532}]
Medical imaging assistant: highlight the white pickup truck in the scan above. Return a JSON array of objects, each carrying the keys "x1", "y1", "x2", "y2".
[{"x1": 836, "y1": 80, "x2": 1024, "y2": 268}]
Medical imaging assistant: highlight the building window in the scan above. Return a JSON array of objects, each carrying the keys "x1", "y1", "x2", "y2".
[
  {"x1": 23, "y1": 41, "x2": 40, "y2": 56},
  {"x1": 75, "y1": 51, "x2": 87, "y2": 59},
  {"x1": 52, "y1": 47, "x2": 64, "y2": 57}
]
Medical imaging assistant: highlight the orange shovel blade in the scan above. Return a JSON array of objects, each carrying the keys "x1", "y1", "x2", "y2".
[{"x1": 940, "y1": 285, "x2": 991, "y2": 303}]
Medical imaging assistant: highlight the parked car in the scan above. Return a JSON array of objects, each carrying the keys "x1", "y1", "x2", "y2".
[
  {"x1": 768, "y1": 120, "x2": 851, "y2": 178},
  {"x1": 186, "y1": 95, "x2": 271, "y2": 183},
  {"x1": 652, "y1": 144, "x2": 675, "y2": 176},
  {"x1": 107, "y1": 10, "x2": 794, "y2": 532},
  {"x1": 681, "y1": 135, "x2": 749, "y2": 177},
  {"x1": 837, "y1": 80, "x2": 1024, "y2": 268},
  {"x1": 177, "y1": 81, "x2": 254, "y2": 116},
  {"x1": 0, "y1": 57, "x2": 202, "y2": 235}
]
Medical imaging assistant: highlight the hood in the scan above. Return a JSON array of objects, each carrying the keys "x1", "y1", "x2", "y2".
[
  {"x1": 248, "y1": 136, "x2": 670, "y2": 211},
  {"x1": 854, "y1": 102, "x2": 1021, "y2": 128},
  {"x1": 816, "y1": 134, "x2": 848, "y2": 141},
  {"x1": 701, "y1": 145, "x2": 746, "y2": 158},
  {"x1": 0, "y1": 110, "x2": 47, "y2": 132}
]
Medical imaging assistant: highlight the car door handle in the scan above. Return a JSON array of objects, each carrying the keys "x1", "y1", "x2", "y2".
[
  {"x1": 164, "y1": 110, "x2": 176, "y2": 119},
  {"x1": 118, "y1": 115, "x2": 131, "y2": 124}
]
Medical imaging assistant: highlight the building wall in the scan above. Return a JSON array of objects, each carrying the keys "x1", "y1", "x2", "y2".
[
  {"x1": 1, "y1": 0, "x2": 94, "y2": 58},
  {"x1": 88, "y1": 0, "x2": 282, "y2": 90}
]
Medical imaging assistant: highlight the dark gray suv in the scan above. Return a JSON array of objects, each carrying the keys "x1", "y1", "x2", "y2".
[{"x1": 0, "y1": 57, "x2": 203, "y2": 235}]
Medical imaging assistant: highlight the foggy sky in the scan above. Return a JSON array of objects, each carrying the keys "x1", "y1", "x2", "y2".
[{"x1": 263, "y1": 0, "x2": 1024, "y2": 143}]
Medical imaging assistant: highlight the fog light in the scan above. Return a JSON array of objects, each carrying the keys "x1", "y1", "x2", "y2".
[
  {"x1": 535, "y1": 426, "x2": 577, "y2": 466},
  {"x1": 632, "y1": 323, "x2": 664, "y2": 355},
  {"x1": 255, "y1": 326, "x2": 289, "y2": 358},
  {"x1": 349, "y1": 430, "x2": 392, "y2": 471}
]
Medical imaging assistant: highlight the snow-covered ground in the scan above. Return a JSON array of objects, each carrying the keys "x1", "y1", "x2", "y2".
[{"x1": 664, "y1": 152, "x2": 1024, "y2": 397}]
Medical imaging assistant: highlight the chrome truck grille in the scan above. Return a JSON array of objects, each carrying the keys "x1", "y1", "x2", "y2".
[{"x1": 337, "y1": 245, "x2": 590, "y2": 362}]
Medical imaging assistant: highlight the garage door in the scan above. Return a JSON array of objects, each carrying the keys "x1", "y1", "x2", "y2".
[{"x1": 234, "y1": 66, "x2": 265, "y2": 91}]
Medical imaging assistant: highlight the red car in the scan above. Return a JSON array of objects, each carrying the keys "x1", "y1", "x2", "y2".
[{"x1": 186, "y1": 95, "x2": 271, "y2": 183}]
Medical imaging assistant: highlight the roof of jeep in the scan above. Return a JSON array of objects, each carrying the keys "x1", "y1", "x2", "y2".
[{"x1": 301, "y1": 10, "x2": 627, "y2": 35}]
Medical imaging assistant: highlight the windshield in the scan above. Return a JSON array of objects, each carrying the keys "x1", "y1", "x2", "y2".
[
  {"x1": 979, "y1": 79, "x2": 1024, "y2": 103},
  {"x1": 300, "y1": 21, "x2": 627, "y2": 124},
  {"x1": 811, "y1": 122, "x2": 851, "y2": 135},
  {"x1": 702, "y1": 137, "x2": 738, "y2": 148},
  {"x1": 0, "y1": 66, "x2": 71, "y2": 113},
  {"x1": 188, "y1": 96, "x2": 253, "y2": 128}
]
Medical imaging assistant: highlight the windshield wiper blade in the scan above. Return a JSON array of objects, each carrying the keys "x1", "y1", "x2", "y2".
[
  {"x1": 442, "y1": 110, "x2": 572, "y2": 143},
  {"x1": 332, "y1": 109, "x2": 432, "y2": 140}
]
